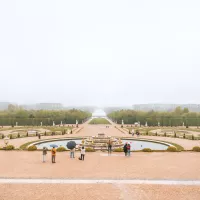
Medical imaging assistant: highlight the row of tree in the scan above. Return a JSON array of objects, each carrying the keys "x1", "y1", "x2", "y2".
[
  {"x1": 0, "y1": 108, "x2": 92, "y2": 126},
  {"x1": 107, "y1": 107, "x2": 200, "y2": 126}
]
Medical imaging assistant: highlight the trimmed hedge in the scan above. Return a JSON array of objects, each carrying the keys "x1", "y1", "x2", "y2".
[
  {"x1": 5, "y1": 145, "x2": 15, "y2": 150},
  {"x1": 192, "y1": 146, "x2": 200, "y2": 152},
  {"x1": 167, "y1": 146, "x2": 177, "y2": 152},
  {"x1": 142, "y1": 148, "x2": 152, "y2": 152},
  {"x1": 57, "y1": 146, "x2": 66, "y2": 152},
  {"x1": 28, "y1": 145, "x2": 37, "y2": 151},
  {"x1": 85, "y1": 147, "x2": 95, "y2": 152},
  {"x1": 113, "y1": 148, "x2": 123, "y2": 152}
]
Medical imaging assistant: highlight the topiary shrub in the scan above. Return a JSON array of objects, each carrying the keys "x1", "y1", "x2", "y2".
[
  {"x1": 155, "y1": 132, "x2": 158, "y2": 136},
  {"x1": 174, "y1": 132, "x2": 176, "y2": 138},
  {"x1": 142, "y1": 148, "x2": 152, "y2": 152},
  {"x1": 2, "y1": 134, "x2": 4, "y2": 139},
  {"x1": 167, "y1": 146, "x2": 177, "y2": 152},
  {"x1": 113, "y1": 148, "x2": 123, "y2": 152},
  {"x1": 192, "y1": 146, "x2": 200, "y2": 152},
  {"x1": 164, "y1": 132, "x2": 166, "y2": 137},
  {"x1": 183, "y1": 133, "x2": 185, "y2": 139},
  {"x1": 5, "y1": 145, "x2": 15, "y2": 150},
  {"x1": 192, "y1": 135, "x2": 194, "y2": 140},
  {"x1": 57, "y1": 146, "x2": 66, "y2": 152},
  {"x1": 10, "y1": 134, "x2": 13, "y2": 139},
  {"x1": 86, "y1": 147, "x2": 95, "y2": 152},
  {"x1": 17, "y1": 133, "x2": 20, "y2": 138},
  {"x1": 28, "y1": 145, "x2": 37, "y2": 151},
  {"x1": 146, "y1": 131, "x2": 148, "y2": 136}
]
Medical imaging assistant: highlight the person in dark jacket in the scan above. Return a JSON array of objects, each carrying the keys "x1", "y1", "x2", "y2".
[{"x1": 123, "y1": 142, "x2": 128, "y2": 156}]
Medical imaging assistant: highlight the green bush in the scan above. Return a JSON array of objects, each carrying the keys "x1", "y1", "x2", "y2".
[
  {"x1": 57, "y1": 146, "x2": 66, "y2": 152},
  {"x1": 28, "y1": 145, "x2": 37, "y2": 151},
  {"x1": 192, "y1": 146, "x2": 200, "y2": 152},
  {"x1": 1, "y1": 134, "x2": 4, "y2": 139},
  {"x1": 10, "y1": 134, "x2": 13, "y2": 139},
  {"x1": 85, "y1": 147, "x2": 95, "y2": 152},
  {"x1": 142, "y1": 148, "x2": 152, "y2": 152},
  {"x1": 113, "y1": 148, "x2": 123, "y2": 152},
  {"x1": 167, "y1": 146, "x2": 177, "y2": 152},
  {"x1": 174, "y1": 132, "x2": 176, "y2": 138},
  {"x1": 192, "y1": 135, "x2": 194, "y2": 140},
  {"x1": 5, "y1": 145, "x2": 15, "y2": 150},
  {"x1": 17, "y1": 133, "x2": 20, "y2": 138},
  {"x1": 164, "y1": 132, "x2": 166, "y2": 137}
]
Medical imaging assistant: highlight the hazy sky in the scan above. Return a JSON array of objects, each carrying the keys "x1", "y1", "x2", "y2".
[{"x1": 0, "y1": 0, "x2": 200, "y2": 106}]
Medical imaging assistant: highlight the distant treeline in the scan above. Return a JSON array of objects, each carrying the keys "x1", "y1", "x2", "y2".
[
  {"x1": 0, "y1": 108, "x2": 92, "y2": 126},
  {"x1": 107, "y1": 107, "x2": 200, "y2": 126}
]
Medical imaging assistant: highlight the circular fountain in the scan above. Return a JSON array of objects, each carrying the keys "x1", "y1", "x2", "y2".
[{"x1": 79, "y1": 133, "x2": 123, "y2": 150}]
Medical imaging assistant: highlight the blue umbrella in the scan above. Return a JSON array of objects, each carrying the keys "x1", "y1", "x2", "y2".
[{"x1": 50, "y1": 144, "x2": 58, "y2": 148}]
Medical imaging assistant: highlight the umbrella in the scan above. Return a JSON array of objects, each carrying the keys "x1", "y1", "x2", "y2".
[
  {"x1": 50, "y1": 144, "x2": 58, "y2": 148},
  {"x1": 66, "y1": 141, "x2": 76, "y2": 150}
]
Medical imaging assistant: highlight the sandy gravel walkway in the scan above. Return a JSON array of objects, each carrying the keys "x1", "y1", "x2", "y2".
[
  {"x1": 0, "y1": 184, "x2": 199, "y2": 200},
  {"x1": 0, "y1": 151, "x2": 200, "y2": 180}
]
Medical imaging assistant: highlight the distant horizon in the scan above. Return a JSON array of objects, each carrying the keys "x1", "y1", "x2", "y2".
[{"x1": 1, "y1": 101, "x2": 200, "y2": 107}]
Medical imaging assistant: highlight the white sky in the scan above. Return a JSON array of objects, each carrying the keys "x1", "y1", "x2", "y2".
[{"x1": 0, "y1": 0, "x2": 200, "y2": 106}]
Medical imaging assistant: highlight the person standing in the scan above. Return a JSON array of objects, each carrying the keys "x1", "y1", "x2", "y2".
[
  {"x1": 42, "y1": 147, "x2": 47, "y2": 162},
  {"x1": 123, "y1": 142, "x2": 128, "y2": 156},
  {"x1": 107, "y1": 139, "x2": 112, "y2": 155},
  {"x1": 132, "y1": 129, "x2": 135, "y2": 136},
  {"x1": 51, "y1": 147, "x2": 56, "y2": 163},
  {"x1": 80, "y1": 146, "x2": 85, "y2": 161},
  {"x1": 127, "y1": 143, "x2": 131, "y2": 156},
  {"x1": 70, "y1": 148, "x2": 75, "y2": 158}
]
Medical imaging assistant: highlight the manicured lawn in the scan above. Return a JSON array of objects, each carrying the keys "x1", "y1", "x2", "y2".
[{"x1": 89, "y1": 118, "x2": 111, "y2": 124}]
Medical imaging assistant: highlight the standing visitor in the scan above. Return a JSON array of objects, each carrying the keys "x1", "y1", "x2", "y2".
[
  {"x1": 70, "y1": 147, "x2": 75, "y2": 158},
  {"x1": 127, "y1": 143, "x2": 131, "y2": 156},
  {"x1": 80, "y1": 146, "x2": 85, "y2": 161},
  {"x1": 123, "y1": 142, "x2": 128, "y2": 156},
  {"x1": 42, "y1": 147, "x2": 47, "y2": 162},
  {"x1": 51, "y1": 147, "x2": 56, "y2": 163},
  {"x1": 107, "y1": 139, "x2": 112, "y2": 155},
  {"x1": 132, "y1": 129, "x2": 135, "y2": 136}
]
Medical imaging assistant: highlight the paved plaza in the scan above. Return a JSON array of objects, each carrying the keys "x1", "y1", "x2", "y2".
[{"x1": 0, "y1": 122, "x2": 200, "y2": 199}]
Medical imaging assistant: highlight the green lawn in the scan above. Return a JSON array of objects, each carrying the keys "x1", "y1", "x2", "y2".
[{"x1": 89, "y1": 118, "x2": 111, "y2": 124}]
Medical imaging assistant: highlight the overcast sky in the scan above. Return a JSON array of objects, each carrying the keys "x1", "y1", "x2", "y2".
[{"x1": 0, "y1": 0, "x2": 200, "y2": 106}]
